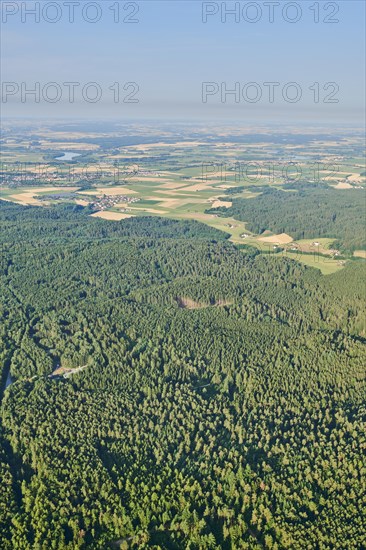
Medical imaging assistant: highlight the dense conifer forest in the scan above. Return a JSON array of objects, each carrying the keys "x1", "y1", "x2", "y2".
[{"x1": 0, "y1": 200, "x2": 365, "y2": 549}]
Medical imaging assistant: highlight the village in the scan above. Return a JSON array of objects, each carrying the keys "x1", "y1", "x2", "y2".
[{"x1": 90, "y1": 193, "x2": 140, "y2": 211}]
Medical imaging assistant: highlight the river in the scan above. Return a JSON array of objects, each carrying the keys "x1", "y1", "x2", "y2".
[{"x1": 55, "y1": 152, "x2": 81, "y2": 161}]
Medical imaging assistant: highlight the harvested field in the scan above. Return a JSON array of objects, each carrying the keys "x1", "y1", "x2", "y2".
[
  {"x1": 75, "y1": 200, "x2": 90, "y2": 206},
  {"x1": 10, "y1": 194, "x2": 47, "y2": 205},
  {"x1": 128, "y1": 207, "x2": 167, "y2": 214},
  {"x1": 347, "y1": 174, "x2": 365, "y2": 182},
  {"x1": 184, "y1": 183, "x2": 216, "y2": 192},
  {"x1": 78, "y1": 187, "x2": 137, "y2": 196},
  {"x1": 332, "y1": 182, "x2": 353, "y2": 189},
  {"x1": 258, "y1": 233, "x2": 293, "y2": 244},
  {"x1": 96, "y1": 187, "x2": 138, "y2": 195},
  {"x1": 211, "y1": 200, "x2": 233, "y2": 208},
  {"x1": 354, "y1": 250, "x2": 366, "y2": 258},
  {"x1": 9, "y1": 187, "x2": 79, "y2": 205},
  {"x1": 91, "y1": 211, "x2": 134, "y2": 220}
]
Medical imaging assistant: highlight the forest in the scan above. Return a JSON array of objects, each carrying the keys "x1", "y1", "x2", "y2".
[
  {"x1": 207, "y1": 186, "x2": 366, "y2": 252},
  {"x1": 0, "y1": 200, "x2": 365, "y2": 549}
]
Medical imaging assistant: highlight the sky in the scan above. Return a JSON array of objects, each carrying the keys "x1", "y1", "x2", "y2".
[{"x1": 1, "y1": 0, "x2": 365, "y2": 123}]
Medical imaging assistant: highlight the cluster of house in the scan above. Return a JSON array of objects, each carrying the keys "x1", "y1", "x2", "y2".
[
  {"x1": 91, "y1": 194, "x2": 140, "y2": 211},
  {"x1": 0, "y1": 170, "x2": 56, "y2": 186},
  {"x1": 239, "y1": 235, "x2": 344, "y2": 259},
  {"x1": 139, "y1": 170, "x2": 161, "y2": 177}
]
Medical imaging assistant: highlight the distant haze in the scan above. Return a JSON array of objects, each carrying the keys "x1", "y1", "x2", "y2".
[{"x1": 1, "y1": 0, "x2": 365, "y2": 122}]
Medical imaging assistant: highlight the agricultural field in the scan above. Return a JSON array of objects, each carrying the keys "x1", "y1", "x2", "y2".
[{"x1": 1, "y1": 122, "x2": 365, "y2": 275}]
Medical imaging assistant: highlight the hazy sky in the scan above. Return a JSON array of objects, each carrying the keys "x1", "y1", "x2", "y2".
[{"x1": 1, "y1": 0, "x2": 365, "y2": 122}]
